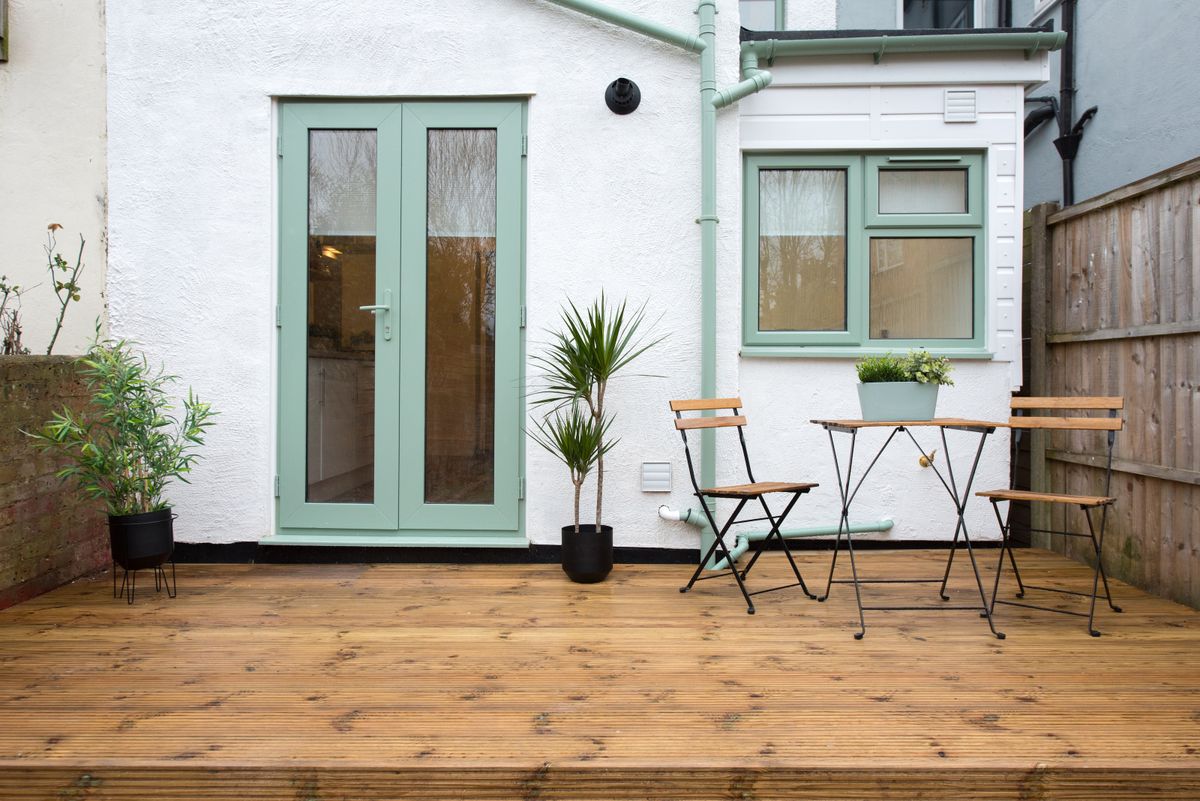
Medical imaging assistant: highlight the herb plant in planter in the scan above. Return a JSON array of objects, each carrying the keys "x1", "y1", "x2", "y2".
[
  {"x1": 29, "y1": 339, "x2": 216, "y2": 602},
  {"x1": 855, "y1": 350, "x2": 953, "y2": 422},
  {"x1": 531, "y1": 295, "x2": 660, "y2": 583}
]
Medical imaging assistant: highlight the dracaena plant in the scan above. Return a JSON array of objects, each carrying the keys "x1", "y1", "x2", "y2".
[
  {"x1": 528, "y1": 401, "x2": 614, "y2": 534},
  {"x1": 531, "y1": 294, "x2": 662, "y2": 531},
  {"x1": 28, "y1": 338, "x2": 216, "y2": 516}
]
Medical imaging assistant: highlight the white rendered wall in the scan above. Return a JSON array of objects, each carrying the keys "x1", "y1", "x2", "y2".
[
  {"x1": 105, "y1": 0, "x2": 756, "y2": 545},
  {"x1": 0, "y1": 0, "x2": 106, "y2": 355},
  {"x1": 107, "y1": 0, "x2": 1033, "y2": 547},
  {"x1": 734, "y1": 51, "x2": 1046, "y2": 540}
]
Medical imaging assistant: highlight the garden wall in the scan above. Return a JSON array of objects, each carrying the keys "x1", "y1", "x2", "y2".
[{"x1": 0, "y1": 356, "x2": 107, "y2": 608}]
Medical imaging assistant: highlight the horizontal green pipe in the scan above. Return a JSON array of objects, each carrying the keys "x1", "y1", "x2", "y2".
[
  {"x1": 543, "y1": 0, "x2": 706, "y2": 53},
  {"x1": 711, "y1": 519, "x2": 895, "y2": 570},
  {"x1": 743, "y1": 29, "x2": 1065, "y2": 62}
]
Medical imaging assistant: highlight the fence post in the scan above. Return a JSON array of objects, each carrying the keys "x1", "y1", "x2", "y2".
[{"x1": 1026, "y1": 201, "x2": 1058, "y2": 549}]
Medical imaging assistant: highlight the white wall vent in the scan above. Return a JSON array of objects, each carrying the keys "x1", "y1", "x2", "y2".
[
  {"x1": 641, "y1": 462, "x2": 672, "y2": 493},
  {"x1": 944, "y1": 90, "x2": 977, "y2": 123}
]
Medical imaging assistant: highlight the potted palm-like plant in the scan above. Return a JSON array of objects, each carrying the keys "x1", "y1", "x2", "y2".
[
  {"x1": 528, "y1": 402, "x2": 614, "y2": 582},
  {"x1": 855, "y1": 350, "x2": 954, "y2": 422},
  {"x1": 531, "y1": 295, "x2": 660, "y2": 583},
  {"x1": 29, "y1": 339, "x2": 216, "y2": 597}
]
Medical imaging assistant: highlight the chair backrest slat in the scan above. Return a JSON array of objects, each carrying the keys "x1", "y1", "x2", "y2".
[
  {"x1": 1009, "y1": 416, "x2": 1123, "y2": 431},
  {"x1": 675, "y1": 415, "x2": 748, "y2": 431},
  {"x1": 669, "y1": 397, "x2": 742, "y2": 412},
  {"x1": 1011, "y1": 396, "x2": 1123, "y2": 411}
]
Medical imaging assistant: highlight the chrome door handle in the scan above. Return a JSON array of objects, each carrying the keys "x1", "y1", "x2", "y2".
[{"x1": 358, "y1": 288, "x2": 393, "y2": 341}]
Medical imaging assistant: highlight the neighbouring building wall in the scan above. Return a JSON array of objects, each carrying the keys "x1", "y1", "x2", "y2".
[
  {"x1": 0, "y1": 357, "x2": 108, "y2": 608},
  {"x1": 0, "y1": 0, "x2": 107, "y2": 355},
  {"x1": 835, "y1": 0, "x2": 1006, "y2": 30},
  {"x1": 1017, "y1": 0, "x2": 1200, "y2": 206}
]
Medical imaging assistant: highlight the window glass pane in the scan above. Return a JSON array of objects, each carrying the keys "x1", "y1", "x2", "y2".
[
  {"x1": 879, "y1": 169, "x2": 968, "y2": 214},
  {"x1": 903, "y1": 0, "x2": 973, "y2": 29},
  {"x1": 740, "y1": 0, "x2": 777, "y2": 30},
  {"x1": 759, "y1": 169, "x2": 847, "y2": 332},
  {"x1": 425, "y1": 128, "x2": 497, "y2": 505},
  {"x1": 306, "y1": 129, "x2": 377, "y2": 504},
  {"x1": 869, "y1": 238, "x2": 973, "y2": 339}
]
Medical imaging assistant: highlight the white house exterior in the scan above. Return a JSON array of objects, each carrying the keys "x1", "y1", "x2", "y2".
[{"x1": 101, "y1": 0, "x2": 1058, "y2": 552}]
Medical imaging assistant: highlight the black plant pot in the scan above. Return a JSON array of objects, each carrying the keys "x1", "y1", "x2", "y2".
[
  {"x1": 561, "y1": 524, "x2": 613, "y2": 584},
  {"x1": 109, "y1": 508, "x2": 175, "y2": 571}
]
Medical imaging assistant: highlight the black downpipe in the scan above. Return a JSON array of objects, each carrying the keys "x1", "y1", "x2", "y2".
[
  {"x1": 1057, "y1": 0, "x2": 1077, "y2": 205},
  {"x1": 999, "y1": 0, "x2": 1013, "y2": 28}
]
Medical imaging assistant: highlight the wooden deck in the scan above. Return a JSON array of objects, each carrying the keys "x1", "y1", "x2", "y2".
[{"x1": 1, "y1": 549, "x2": 1199, "y2": 800}]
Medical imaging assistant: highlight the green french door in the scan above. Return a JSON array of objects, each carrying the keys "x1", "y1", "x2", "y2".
[{"x1": 276, "y1": 101, "x2": 524, "y2": 546}]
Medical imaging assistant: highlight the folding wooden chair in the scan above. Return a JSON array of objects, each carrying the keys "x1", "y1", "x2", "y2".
[
  {"x1": 976, "y1": 396, "x2": 1124, "y2": 636},
  {"x1": 671, "y1": 398, "x2": 818, "y2": 614}
]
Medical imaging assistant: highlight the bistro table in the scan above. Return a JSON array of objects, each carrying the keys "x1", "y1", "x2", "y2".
[{"x1": 809, "y1": 418, "x2": 1006, "y2": 640}]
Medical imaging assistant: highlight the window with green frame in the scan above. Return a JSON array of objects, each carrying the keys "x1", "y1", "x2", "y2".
[
  {"x1": 742, "y1": 152, "x2": 986, "y2": 355},
  {"x1": 739, "y1": 0, "x2": 785, "y2": 31}
]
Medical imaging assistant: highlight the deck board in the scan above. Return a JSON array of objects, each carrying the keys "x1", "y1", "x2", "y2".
[{"x1": 1, "y1": 550, "x2": 1199, "y2": 799}]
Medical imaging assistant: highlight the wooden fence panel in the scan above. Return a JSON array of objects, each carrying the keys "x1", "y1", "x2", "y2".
[{"x1": 1024, "y1": 157, "x2": 1200, "y2": 609}]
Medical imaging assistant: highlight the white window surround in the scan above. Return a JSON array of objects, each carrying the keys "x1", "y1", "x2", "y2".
[{"x1": 896, "y1": 0, "x2": 985, "y2": 30}]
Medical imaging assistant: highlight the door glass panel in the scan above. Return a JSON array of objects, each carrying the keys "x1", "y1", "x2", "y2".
[
  {"x1": 425, "y1": 129, "x2": 497, "y2": 504},
  {"x1": 878, "y1": 169, "x2": 968, "y2": 214},
  {"x1": 758, "y1": 168, "x2": 847, "y2": 332},
  {"x1": 869, "y1": 237, "x2": 973, "y2": 339},
  {"x1": 306, "y1": 129, "x2": 378, "y2": 503}
]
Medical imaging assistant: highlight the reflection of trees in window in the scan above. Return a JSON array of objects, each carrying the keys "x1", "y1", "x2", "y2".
[
  {"x1": 425, "y1": 129, "x2": 498, "y2": 505},
  {"x1": 758, "y1": 169, "x2": 847, "y2": 332},
  {"x1": 308, "y1": 130, "x2": 378, "y2": 237}
]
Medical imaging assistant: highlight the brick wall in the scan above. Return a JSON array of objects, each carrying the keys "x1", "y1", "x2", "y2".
[{"x1": 0, "y1": 356, "x2": 108, "y2": 609}]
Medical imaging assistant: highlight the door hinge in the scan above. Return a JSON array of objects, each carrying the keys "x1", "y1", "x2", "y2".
[
  {"x1": 521, "y1": 135, "x2": 528, "y2": 157},
  {"x1": 274, "y1": 475, "x2": 280, "y2": 497},
  {"x1": 275, "y1": 304, "x2": 281, "y2": 328},
  {"x1": 277, "y1": 136, "x2": 283, "y2": 158},
  {"x1": 518, "y1": 477, "x2": 525, "y2": 500},
  {"x1": 519, "y1": 305, "x2": 526, "y2": 329}
]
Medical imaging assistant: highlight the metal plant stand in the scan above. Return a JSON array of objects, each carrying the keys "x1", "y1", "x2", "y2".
[
  {"x1": 811, "y1": 419, "x2": 1005, "y2": 640},
  {"x1": 113, "y1": 560, "x2": 177, "y2": 605}
]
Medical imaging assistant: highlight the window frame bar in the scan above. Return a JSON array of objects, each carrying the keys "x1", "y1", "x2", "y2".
[{"x1": 742, "y1": 151, "x2": 988, "y2": 355}]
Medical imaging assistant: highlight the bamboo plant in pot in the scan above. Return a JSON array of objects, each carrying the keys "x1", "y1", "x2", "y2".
[
  {"x1": 29, "y1": 338, "x2": 216, "y2": 600},
  {"x1": 531, "y1": 295, "x2": 660, "y2": 583}
]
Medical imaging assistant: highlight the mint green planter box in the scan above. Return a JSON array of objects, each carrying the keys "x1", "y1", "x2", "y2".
[{"x1": 857, "y1": 382, "x2": 939, "y2": 422}]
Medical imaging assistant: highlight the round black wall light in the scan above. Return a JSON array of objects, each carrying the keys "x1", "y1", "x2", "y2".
[{"x1": 605, "y1": 78, "x2": 641, "y2": 115}]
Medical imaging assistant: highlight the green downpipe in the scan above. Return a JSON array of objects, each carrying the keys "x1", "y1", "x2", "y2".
[
  {"x1": 542, "y1": 0, "x2": 706, "y2": 53},
  {"x1": 697, "y1": 0, "x2": 718, "y2": 505}
]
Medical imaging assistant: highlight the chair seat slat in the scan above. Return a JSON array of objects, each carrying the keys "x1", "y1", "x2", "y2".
[
  {"x1": 1009, "y1": 416, "x2": 1123, "y2": 431},
  {"x1": 675, "y1": 415, "x2": 747, "y2": 430}
]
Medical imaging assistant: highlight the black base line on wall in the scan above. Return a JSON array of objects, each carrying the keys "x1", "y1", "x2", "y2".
[{"x1": 171, "y1": 539, "x2": 1007, "y2": 565}]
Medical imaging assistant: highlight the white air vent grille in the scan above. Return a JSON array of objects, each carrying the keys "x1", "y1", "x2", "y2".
[
  {"x1": 944, "y1": 90, "x2": 977, "y2": 123},
  {"x1": 641, "y1": 462, "x2": 672, "y2": 493}
]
